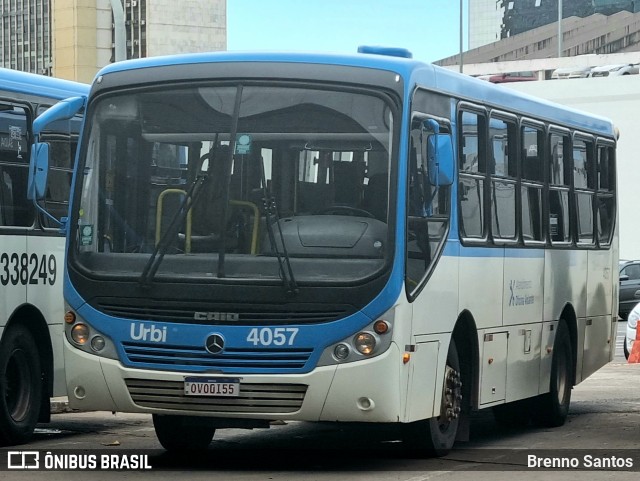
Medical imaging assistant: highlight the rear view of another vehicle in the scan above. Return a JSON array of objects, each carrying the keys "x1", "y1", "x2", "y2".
[
  {"x1": 624, "y1": 303, "x2": 639, "y2": 360},
  {"x1": 488, "y1": 71, "x2": 537, "y2": 83},
  {"x1": 591, "y1": 64, "x2": 639, "y2": 77},
  {"x1": 551, "y1": 66, "x2": 592, "y2": 79},
  {"x1": 619, "y1": 261, "x2": 640, "y2": 319}
]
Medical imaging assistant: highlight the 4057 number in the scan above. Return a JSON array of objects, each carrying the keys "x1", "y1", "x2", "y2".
[
  {"x1": 246, "y1": 327, "x2": 299, "y2": 346},
  {"x1": 0, "y1": 253, "x2": 57, "y2": 286}
]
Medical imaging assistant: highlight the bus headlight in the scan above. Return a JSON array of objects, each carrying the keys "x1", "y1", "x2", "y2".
[
  {"x1": 334, "y1": 343, "x2": 350, "y2": 360},
  {"x1": 354, "y1": 332, "x2": 376, "y2": 355},
  {"x1": 64, "y1": 305, "x2": 119, "y2": 360},
  {"x1": 317, "y1": 310, "x2": 395, "y2": 366},
  {"x1": 90, "y1": 336, "x2": 106, "y2": 352},
  {"x1": 71, "y1": 324, "x2": 90, "y2": 345}
]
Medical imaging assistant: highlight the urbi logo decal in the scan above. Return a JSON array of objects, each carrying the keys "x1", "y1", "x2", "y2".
[{"x1": 130, "y1": 323, "x2": 167, "y2": 343}]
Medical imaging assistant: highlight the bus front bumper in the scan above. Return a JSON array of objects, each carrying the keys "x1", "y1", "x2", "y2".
[{"x1": 64, "y1": 338, "x2": 405, "y2": 423}]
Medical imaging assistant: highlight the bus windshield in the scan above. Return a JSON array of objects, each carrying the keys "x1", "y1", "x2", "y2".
[{"x1": 72, "y1": 83, "x2": 396, "y2": 284}]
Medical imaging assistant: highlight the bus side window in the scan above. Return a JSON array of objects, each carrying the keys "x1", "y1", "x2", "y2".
[
  {"x1": 40, "y1": 116, "x2": 80, "y2": 228},
  {"x1": 489, "y1": 116, "x2": 517, "y2": 241},
  {"x1": 0, "y1": 104, "x2": 33, "y2": 227},
  {"x1": 549, "y1": 132, "x2": 571, "y2": 244},
  {"x1": 458, "y1": 110, "x2": 485, "y2": 239},
  {"x1": 406, "y1": 117, "x2": 450, "y2": 298},
  {"x1": 596, "y1": 144, "x2": 615, "y2": 245},
  {"x1": 574, "y1": 137, "x2": 595, "y2": 246},
  {"x1": 521, "y1": 125, "x2": 544, "y2": 242}
]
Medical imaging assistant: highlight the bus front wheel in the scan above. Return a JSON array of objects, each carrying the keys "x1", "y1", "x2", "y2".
[
  {"x1": 0, "y1": 325, "x2": 42, "y2": 446},
  {"x1": 403, "y1": 340, "x2": 461, "y2": 457},
  {"x1": 152, "y1": 414, "x2": 215, "y2": 450}
]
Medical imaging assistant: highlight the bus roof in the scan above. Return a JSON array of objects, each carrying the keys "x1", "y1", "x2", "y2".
[
  {"x1": 95, "y1": 50, "x2": 615, "y2": 138},
  {"x1": 0, "y1": 67, "x2": 89, "y2": 100}
]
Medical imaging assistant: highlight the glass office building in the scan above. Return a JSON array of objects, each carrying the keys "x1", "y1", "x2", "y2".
[{"x1": 470, "y1": 0, "x2": 640, "y2": 49}]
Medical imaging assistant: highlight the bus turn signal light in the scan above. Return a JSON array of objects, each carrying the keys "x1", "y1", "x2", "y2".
[
  {"x1": 64, "y1": 311, "x2": 76, "y2": 324},
  {"x1": 373, "y1": 320, "x2": 389, "y2": 335}
]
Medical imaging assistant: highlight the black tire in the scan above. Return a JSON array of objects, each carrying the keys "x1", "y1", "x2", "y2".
[
  {"x1": 0, "y1": 326, "x2": 42, "y2": 446},
  {"x1": 623, "y1": 336, "x2": 630, "y2": 360},
  {"x1": 152, "y1": 414, "x2": 215, "y2": 451},
  {"x1": 533, "y1": 321, "x2": 573, "y2": 427},
  {"x1": 403, "y1": 340, "x2": 462, "y2": 457}
]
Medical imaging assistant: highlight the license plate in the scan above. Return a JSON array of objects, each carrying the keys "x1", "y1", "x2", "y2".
[{"x1": 184, "y1": 377, "x2": 240, "y2": 397}]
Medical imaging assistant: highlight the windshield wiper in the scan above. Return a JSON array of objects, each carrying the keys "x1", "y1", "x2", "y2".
[
  {"x1": 139, "y1": 150, "x2": 212, "y2": 287},
  {"x1": 216, "y1": 86, "x2": 243, "y2": 280},
  {"x1": 259, "y1": 155, "x2": 298, "y2": 296}
]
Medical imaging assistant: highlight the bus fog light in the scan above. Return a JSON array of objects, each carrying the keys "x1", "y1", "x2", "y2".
[
  {"x1": 71, "y1": 324, "x2": 90, "y2": 345},
  {"x1": 91, "y1": 336, "x2": 106, "y2": 352},
  {"x1": 334, "y1": 343, "x2": 350, "y2": 360},
  {"x1": 354, "y1": 332, "x2": 376, "y2": 355}
]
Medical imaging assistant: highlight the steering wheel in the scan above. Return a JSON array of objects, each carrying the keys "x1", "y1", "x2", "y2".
[{"x1": 317, "y1": 205, "x2": 375, "y2": 218}]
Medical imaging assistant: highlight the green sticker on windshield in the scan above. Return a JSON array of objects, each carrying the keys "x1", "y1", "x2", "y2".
[
  {"x1": 235, "y1": 134, "x2": 252, "y2": 155},
  {"x1": 80, "y1": 225, "x2": 94, "y2": 246}
]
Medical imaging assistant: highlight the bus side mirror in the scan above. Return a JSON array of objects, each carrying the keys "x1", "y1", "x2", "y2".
[
  {"x1": 32, "y1": 96, "x2": 86, "y2": 137},
  {"x1": 424, "y1": 119, "x2": 454, "y2": 187},
  {"x1": 28, "y1": 142, "x2": 50, "y2": 201},
  {"x1": 27, "y1": 95, "x2": 85, "y2": 222}
]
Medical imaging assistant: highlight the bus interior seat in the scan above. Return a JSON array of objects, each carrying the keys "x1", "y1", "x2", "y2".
[
  {"x1": 332, "y1": 161, "x2": 362, "y2": 206},
  {"x1": 297, "y1": 182, "x2": 332, "y2": 214},
  {"x1": 362, "y1": 173, "x2": 388, "y2": 221}
]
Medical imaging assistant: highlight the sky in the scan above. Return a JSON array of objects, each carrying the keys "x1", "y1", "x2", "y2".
[{"x1": 227, "y1": 0, "x2": 468, "y2": 64}]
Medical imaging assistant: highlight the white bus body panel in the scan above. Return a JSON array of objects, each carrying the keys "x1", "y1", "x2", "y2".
[
  {"x1": 0, "y1": 234, "x2": 66, "y2": 398},
  {"x1": 64, "y1": 336, "x2": 411, "y2": 423},
  {"x1": 0, "y1": 235, "x2": 26, "y2": 333},
  {"x1": 26, "y1": 235, "x2": 66, "y2": 396},
  {"x1": 458, "y1": 253, "x2": 504, "y2": 330}
]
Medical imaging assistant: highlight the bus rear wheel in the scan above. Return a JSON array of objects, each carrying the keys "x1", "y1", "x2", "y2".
[
  {"x1": 0, "y1": 326, "x2": 42, "y2": 446},
  {"x1": 152, "y1": 414, "x2": 215, "y2": 451},
  {"x1": 403, "y1": 340, "x2": 461, "y2": 457},
  {"x1": 533, "y1": 320, "x2": 573, "y2": 427}
]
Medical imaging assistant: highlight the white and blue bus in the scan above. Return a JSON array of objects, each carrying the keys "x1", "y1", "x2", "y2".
[
  {"x1": 29, "y1": 48, "x2": 617, "y2": 454},
  {"x1": 0, "y1": 68, "x2": 88, "y2": 445}
]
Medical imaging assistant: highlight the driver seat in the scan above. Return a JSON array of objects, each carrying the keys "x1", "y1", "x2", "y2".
[{"x1": 362, "y1": 173, "x2": 388, "y2": 222}]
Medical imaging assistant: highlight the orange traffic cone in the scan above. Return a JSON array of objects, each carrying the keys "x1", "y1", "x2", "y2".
[{"x1": 628, "y1": 325, "x2": 640, "y2": 363}]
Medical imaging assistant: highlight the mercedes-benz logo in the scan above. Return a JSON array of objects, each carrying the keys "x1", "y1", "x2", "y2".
[{"x1": 205, "y1": 334, "x2": 225, "y2": 354}]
